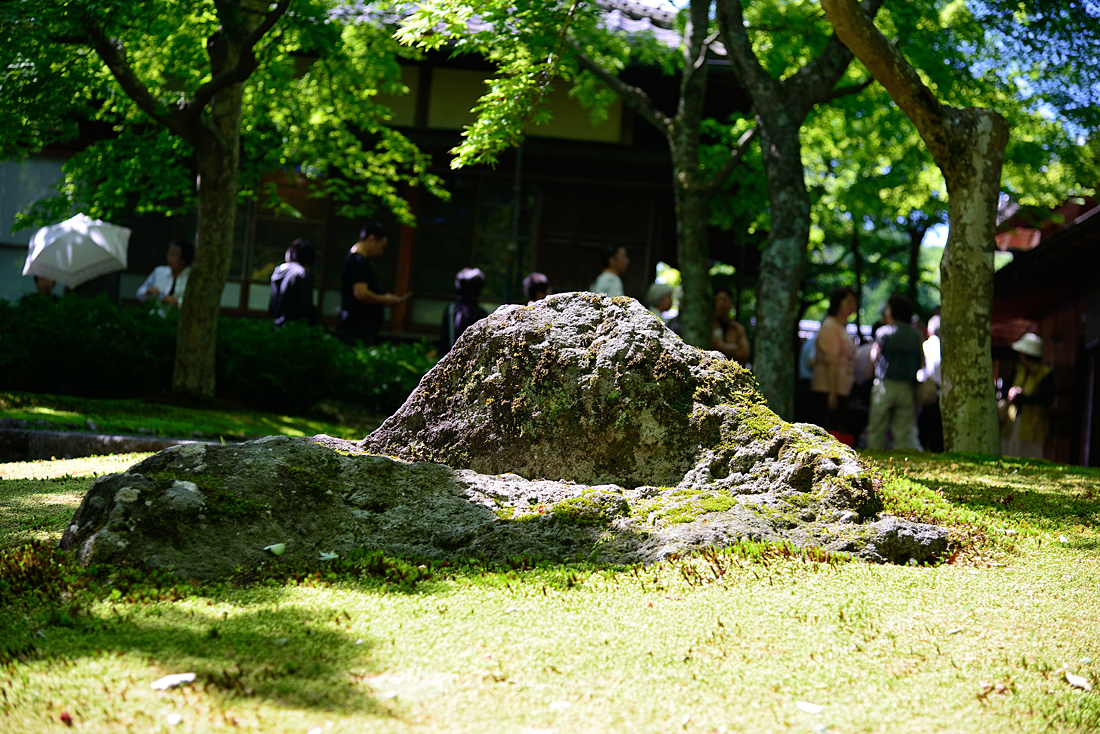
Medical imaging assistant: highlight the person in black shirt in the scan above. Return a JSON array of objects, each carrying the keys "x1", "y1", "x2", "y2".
[
  {"x1": 269, "y1": 239, "x2": 318, "y2": 327},
  {"x1": 439, "y1": 267, "x2": 488, "y2": 354},
  {"x1": 336, "y1": 223, "x2": 402, "y2": 346},
  {"x1": 867, "y1": 293, "x2": 924, "y2": 450}
]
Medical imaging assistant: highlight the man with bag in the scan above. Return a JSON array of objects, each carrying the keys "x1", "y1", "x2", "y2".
[{"x1": 867, "y1": 293, "x2": 924, "y2": 450}]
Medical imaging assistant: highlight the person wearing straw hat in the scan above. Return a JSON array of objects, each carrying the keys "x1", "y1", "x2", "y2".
[{"x1": 1000, "y1": 332, "x2": 1053, "y2": 459}]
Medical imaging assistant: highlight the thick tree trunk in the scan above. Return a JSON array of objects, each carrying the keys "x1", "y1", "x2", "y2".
[
  {"x1": 753, "y1": 121, "x2": 810, "y2": 419},
  {"x1": 939, "y1": 110, "x2": 1007, "y2": 454},
  {"x1": 820, "y1": 0, "x2": 1008, "y2": 453}
]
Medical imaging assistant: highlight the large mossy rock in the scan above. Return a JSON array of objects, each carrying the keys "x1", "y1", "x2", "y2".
[
  {"x1": 60, "y1": 294, "x2": 949, "y2": 579},
  {"x1": 364, "y1": 293, "x2": 879, "y2": 517}
]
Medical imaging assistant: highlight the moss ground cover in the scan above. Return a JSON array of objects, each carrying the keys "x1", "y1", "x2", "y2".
[
  {"x1": 0, "y1": 451, "x2": 1097, "y2": 733},
  {"x1": 0, "y1": 391, "x2": 377, "y2": 441}
]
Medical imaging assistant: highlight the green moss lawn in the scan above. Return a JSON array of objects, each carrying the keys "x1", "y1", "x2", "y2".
[
  {"x1": 1, "y1": 391, "x2": 378, "y2": 441},
  {"x1": 0, "y1": 450, "x2": 1097, "y2": 733}
]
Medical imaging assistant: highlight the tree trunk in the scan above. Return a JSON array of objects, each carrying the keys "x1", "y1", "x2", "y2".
[
  {"x1": 907, "y1": 224, "x2": 923, "y2": 302},
  {"x1": 752, "y1": 120, "x2": 810, "y2": 419},
  {"x1": 939, "y1": 110, "x2": 1007, "y2": 454},
  {"x1": 673, "y1": 180, "x2": 714, "y2": 349},
  {"x1": 852, "y1": 226, "x2": 863, "y2": 336},
  {"x1": 819, "y1": 0, "x2": 1009, "y2": 453},
  {"x1": 172, "y1": 16, "x2": 255, "y2": 398},
  {"x1": 173, "y1": 127, "x2": 240, "y2": 397},
  {"x1": 668, "y1": 0, "x2": 715, "y2": 350},
  {"x1": 716, "y1": 0, "x2": 877, "y2": 420}
]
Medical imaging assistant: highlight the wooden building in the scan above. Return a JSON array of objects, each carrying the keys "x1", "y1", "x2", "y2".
[{"x1": 992, "y1": 197, "x2": 1100, "y2": 465}]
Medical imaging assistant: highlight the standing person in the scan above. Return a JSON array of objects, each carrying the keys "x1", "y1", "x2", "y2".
[
  {"x1": 269, "y1": 239, "x2": 318, "y2": 327},
  {"x1": 136, "y1": 239, "x2": 193, "y2": 309},
  {"x1": 1000, "y1": 332, "x2": 1053, "y2": 459},
  {"x1": 711, "y1": 288, "x2": 751, "y2": 364},
  {"x1": 522, "y1": 272, "x2": 550, "y2": 304},
  {"x1": 589, "y1": 244, "x2": 629, "y2": 297},
  {"x1": 645, "y1": 282, "x2": 673, "y2": 320},
  {"x1": 917, "y1": 313, "x2": 944, "y2": 452},
  {"x1": 27, "y1": 275, "x2": 58, "y2": 302},
  {"x1": 336, "y1": 223, "x2": 402, "y2": 347},
  {"x1": 810, "y1": 286, "x2": 858, "y2": 437},
  {"x1": 867, "y1": 294, "x2": 924, "y2": 450},
  {"x1": 794, "y1": 331, "x2": 817, "y2": 424},
  {"x1": 439, "y1": 267, "x2": 489, "y2": 354}
]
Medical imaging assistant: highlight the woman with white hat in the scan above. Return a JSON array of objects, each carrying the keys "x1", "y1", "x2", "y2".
[{"x1": 1000, "y1": 332, "x2": 1053, "y2": 458}]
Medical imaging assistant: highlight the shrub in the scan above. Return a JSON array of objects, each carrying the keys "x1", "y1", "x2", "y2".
[
  {"x1": 0, "y1": 295, "x2": 436, "y2": 415},
  {"x1": 0, "y1": 295, "x2": 175, "y2": 397},
  {"x1": 335, "y1": 340, "x2": 439, "y2": 415}
]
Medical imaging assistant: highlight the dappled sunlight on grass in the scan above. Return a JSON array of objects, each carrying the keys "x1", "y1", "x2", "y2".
[
  {"x1": 0, "y1": 453, "x2": 1098, "y2": 732},
  {"x1": 0, "y1": 391, "x2": 372, "y2": 440},
  {"x1": 864, "y1": 451, "x2": 1100, "y2": 544}
]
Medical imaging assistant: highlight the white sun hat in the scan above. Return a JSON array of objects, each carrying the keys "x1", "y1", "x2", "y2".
[{"x1": 1011, "y1": 332, "x2": 1043, "y2": 358}]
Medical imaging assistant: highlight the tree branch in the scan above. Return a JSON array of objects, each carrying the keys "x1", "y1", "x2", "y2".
[
  {"x1": 818, "y1": 0, "x2": 947, "y2": 141},
  {"x1": 823, "y1": 76, "x2": 875, "y2": 103},
  {"x1": 86, "y1": 24, "x2": 194, "y2": 143},
  {"x1": 715, "y1": 0, "x2": 775, "y2": 101},
  {"x1": 184, "y1": 0, "x2": 291, "y2": 124},
  {"x1": 573, "y1": 45, "x2": 671, "y2": 134},
  {"x1": 786, "y1": 0, "x2": 884, "y2": 110},
  {"x1": 705, "y1": 126, "x2": 757, "y2": 195}
]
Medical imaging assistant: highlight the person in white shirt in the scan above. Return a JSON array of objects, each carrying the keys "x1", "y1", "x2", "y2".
[
  {"x1": 137, "y1": 239, "x2": 193, "y2": 309},
  {"x1": 917, "y1": 313, "x2": 943, "y2": 452},
  {"x1": 589, "y1": 244, "x2": 629, "y2": 297}
]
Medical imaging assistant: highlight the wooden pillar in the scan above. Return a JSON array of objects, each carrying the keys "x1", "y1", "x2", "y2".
[{"x1": 391, "y1": 186, "x2": 420, "y2": 331}]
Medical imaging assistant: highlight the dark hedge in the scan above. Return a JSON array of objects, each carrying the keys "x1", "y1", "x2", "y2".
[{"x1": 0, "y1": 294, "x2": 436, "y2": 415}]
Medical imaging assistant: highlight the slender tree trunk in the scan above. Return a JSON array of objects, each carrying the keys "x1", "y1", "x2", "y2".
[
  {"x1": 717, "y1": 0, "x2": 880, "y2": 419},
  {"x1": 906, "y1": 224, "x2": 924, "y2": 302},
  {"x1": 753, "y1": 120, "x2": 810, "y2": 418},
  {"x1": 852, "y1": 227, "x2": 863, "y2": 336},
  {"x1": 673, "y1": 181, "x2": 714, "y2": 349},
  {"x1": 172, "y1": 15, "x2": 255, "y2": 397}
]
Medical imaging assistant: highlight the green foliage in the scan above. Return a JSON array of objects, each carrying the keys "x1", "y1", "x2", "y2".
[
  {"x1": 0, "y1": 295, "x2": 437, "y2": 414},
  {"x1": 398, "y1": 0, "x2": 593, "y2": 167},
  {"x1": 0, "y1": 0, "x2": 448, "y2": 229},
  {"x1": 973, "y1": 0, "x2": 1100, "y2": 130}
]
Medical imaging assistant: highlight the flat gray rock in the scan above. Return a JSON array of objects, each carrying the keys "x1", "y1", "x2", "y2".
[{"x1": 60, "y1": 294, "x2": 948, "y2": 579}]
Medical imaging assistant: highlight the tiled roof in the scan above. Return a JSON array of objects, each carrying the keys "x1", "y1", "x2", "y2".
[{"x1": 330, "y1": 1, "x2": 683, "y2": 48}]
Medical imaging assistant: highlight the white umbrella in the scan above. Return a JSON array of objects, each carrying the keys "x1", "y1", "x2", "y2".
[{"x1": 22, "y1": 213, "x2": 131, "y2": 289}]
